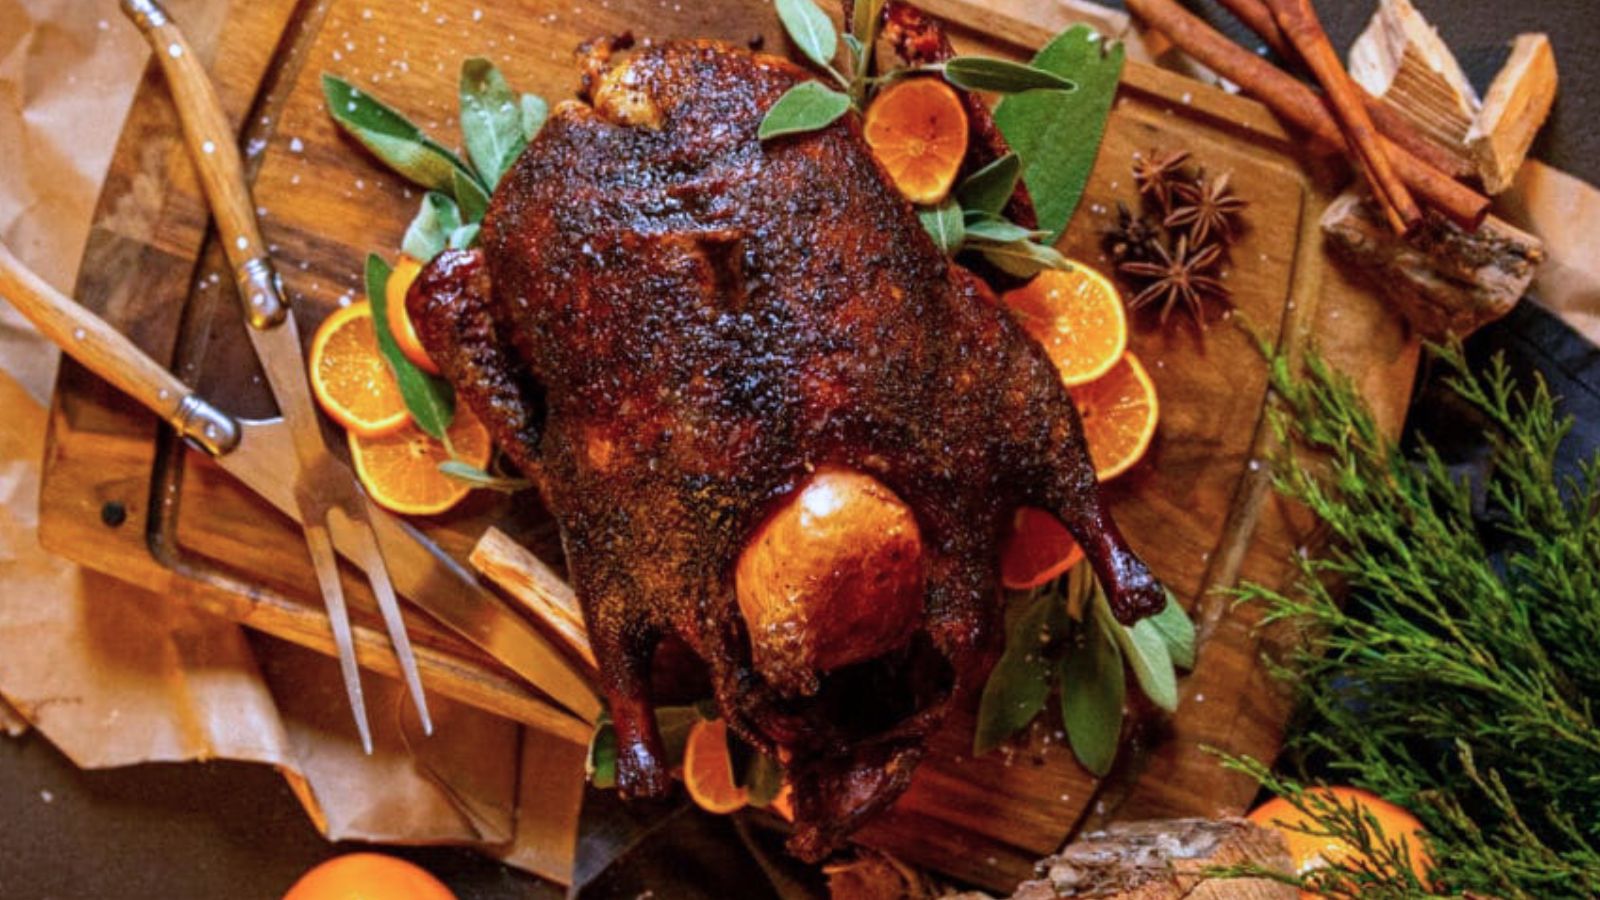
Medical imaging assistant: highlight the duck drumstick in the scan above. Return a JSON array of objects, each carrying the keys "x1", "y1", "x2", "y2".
[{"x1": 1124, "y1": 0, "x2": 1488, "y2": 228}]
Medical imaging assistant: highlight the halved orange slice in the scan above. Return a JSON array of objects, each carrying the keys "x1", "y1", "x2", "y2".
[
  {"x1": 999, "y1": 507, "x2": 1086, "y2": 590},
  {"x1": 682, "y1": 718, "x2": 749, "y2": 815},
  {"x1": 863, "y1": 77, "x2": 970, "y2": 205},
  {"x1": 1003, "y1": 265, "x2": 1128, "y2": 387},
  {"x1": 1071, "y1": 352, "x2": 1159, "y2": 481},
  {"x1": 309, "y1": 302, "x2": 410, "y2": 438},
  {"x1": 348, "y1": 408, "x2": 492, "y2": 516},
  {"x1": 386, "y1": 254, "x2": 441, "y2": 376}
]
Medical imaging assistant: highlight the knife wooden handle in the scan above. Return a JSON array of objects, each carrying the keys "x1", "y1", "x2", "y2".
[
  {"x1": 121, "y1": 0, "x2": 287, "y2": 330},
  {"x1": 0, "y1": 242, "x2": 238, "y2": 455}
]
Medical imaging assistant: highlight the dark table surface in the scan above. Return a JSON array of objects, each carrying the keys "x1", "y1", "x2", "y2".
[{"x1": 2, "y1": 2, "x2": 1595, "y2": 898}]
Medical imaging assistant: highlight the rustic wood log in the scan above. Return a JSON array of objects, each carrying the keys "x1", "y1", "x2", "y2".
[
  {"x1": 946, "y1": 818, "x2": 1296, "y2": 899},
  {"x1": 1467, "y1": 34, "x2": 1558, "y2": 195},
  {"x1": 1347, "y1": 0, "x2": 1480, "y2": 179},
  {"x1": 1320, "y1": 190, "x2": 1545, "y2": 338}
]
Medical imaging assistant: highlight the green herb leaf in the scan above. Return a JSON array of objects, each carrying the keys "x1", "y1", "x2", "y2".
[
  {"x1": 963, "y1": 216, "x2": 1048, "y2": 244},
  {"x1": 365, "y1": 253, "x2": 455, "y2": 438},
  {"x1": 994, "y1": 26, "x2": 1125, "y2": 240},
  {"x1": 775, "y1": 0, "x2": 838, "y2": 71},
  {"x1": 587, "y1": 713, "x2": 616, "y2": 788},
  {"x1": 943, "y1": 56, "x2": 1077, "y2": 94},
  {"x1": 919, "y1": 199, "x2": 965, "y2": 255},
  {"x1": 657, "y1": 706, "x2": 703, "y2": 766},
  {"x1": 520, "y1": 94, "x2": 549, "y2": 142},
  {"x1": 459, "y1": 58, "x2": 527, "y2": 190},
  {"x1": 322, "y1": 74, "x2": 474, "y2": 191},
  {"x1": 452, "y1": 168, "x2": 491, "y2": 223},
  {"x1": 956, "y1": 153, "x2": 1022, "y2": 217},
  {"x1": 979, "y1": 239, "x2": 1071, "y2": 277},
  {"x1": 742, "y1": 749, "x2": 785, "y2": 807},
  {"x1": 448, "y1": 223, "x2": 481, "y2": 250},
  {"x1": 1060, "y1": 614, "x2": 1125, "y2": 776},
  {"x1": 850, "y1": 0, "x2": 884, "y2": 86},
  {"x1": 401, "y1": 192, "x2": 462, "y2": 263},
  {"x1": 1095, "y1": 588, "x2": 1178, "y2": 712},
  {"x1": 842, "y1": 33, "x2": 864, "y2": 65},
  {"x1": 437, "y1": 460, "x2": 532, "y2": 493},
  {"x1": 758, "y1": 82, "x2": 852, "y2": 140},
  {"x1": 1146, "y1": 592, "x2": 1197, "y2": 670},
  {"x1": 975, "y1": 589, "x2": 1065, "y2": 755}
]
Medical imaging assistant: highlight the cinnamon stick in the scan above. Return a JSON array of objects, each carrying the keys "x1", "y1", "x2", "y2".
[
  {"x1": 1124, "y1": 0, "x2": 1488, "y2": 228},
  {"x1": 1220, "y1": 0, "x2": 1476, "y2": 180},
  {"x1": 1265, "y1": 0, "x2": 1420, "y2": 233}
]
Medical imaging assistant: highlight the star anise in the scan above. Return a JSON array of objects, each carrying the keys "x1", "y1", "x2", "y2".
[
  {"x1": 1165, "y1": 171, "x2": 1247, "y2": 246},
  {"x1": 1102, "y1": 202, "x2": 1163, "y2": 265},
  {"x1": 1132, "y1": 148, "x2": 1191, "y2": 213},
  {"x1": 1117, "y1": 235, "x2": 1229, "y2": 325}
]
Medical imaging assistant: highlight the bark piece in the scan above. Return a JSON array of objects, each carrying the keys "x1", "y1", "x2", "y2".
[
  {"x1": 1468, "y1": 34, "x2": 1558, "y2": 194},
  {"x1": 1321, "y1": 189, "x2": 1545, "y2": 338},
  {"x1": 1347, "y1": 0, "x2": 1479, "y2": 177},
  {"x1": 469, "y1": 527, "x2": 597, "y2": 670}
]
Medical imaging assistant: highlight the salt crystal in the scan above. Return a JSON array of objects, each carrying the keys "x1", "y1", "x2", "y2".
[{"x1": 289, "y1": 137, "x2": 305, "y2": 153}]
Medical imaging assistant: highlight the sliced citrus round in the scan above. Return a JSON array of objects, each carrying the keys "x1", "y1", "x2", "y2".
[
  {"x1": 1003, "y1": 265, "x2": 1128, "y2": 387},
  {"x1": 309, "y1": 302, "x2": 410, "y2": 438},
  {"x1": 682, "y1": 718, "x2": 749, "y2": 815},
  {"x1": 283, "y1": 852, "x2": 458, "y2": 900},
  {"x1": 387, "y1": 254, "x2": 441, "y2": 375},
  {"x1": 1248, "y1": 787, "x2": 1432, "y2": 898},
  {"x1": 1000, "y1": 507, "x2": 1086, "y2": 590},
  {"x1": 863, "y1": 77, "x2": 970, "y2": 205},
  {"x1": 348, "y1": 408, "x2": 492, "y2": 516},
  {"x1": 1070, "y1": 352, "x2": 1159, "y2": 481}
]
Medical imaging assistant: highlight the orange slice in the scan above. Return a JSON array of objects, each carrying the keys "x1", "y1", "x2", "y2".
[
  {"x1": 1070, "y1": 352, "x2": 1159, "y2": 481},
  {"x1": 1002, "y1": 265, "x2": 1128, "y2": 387},
  {"x1": 682, "y1": 718, "x2": 749, "y2": 814},
  {"x1": 1248, "y1": 787, "x2": 1432, "y2": 898},
  {"x1": 386, "y1": 254, "x2": 441, "y2": 376},
  {"x1": 309, "y1": 302, "x2": 411, "y2": 438},
  {"x1": 863, "y1": 77, "x2": 970, "y2": 205},
  {"x1": 999, "y1": 507, "x2": 1086, "y2": 590},
  {"x1": 348, "y1": 408, "x2": 492, "y2": 516}
]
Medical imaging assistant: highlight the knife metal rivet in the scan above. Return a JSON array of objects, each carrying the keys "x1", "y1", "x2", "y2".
[{"x1": 100, "y1": 501, "x2": 127, "y2": 528}]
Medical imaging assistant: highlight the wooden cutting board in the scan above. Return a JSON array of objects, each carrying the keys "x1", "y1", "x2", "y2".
[{"x1": 38, "y1": 0, "x2": 1420, "y2": 890}]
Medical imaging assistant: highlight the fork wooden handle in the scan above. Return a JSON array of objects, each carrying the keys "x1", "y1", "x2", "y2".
[
  {"x1": 0, "y1": 241, "x2": 239, "y2": 455},
  {"x1": 121, "y1": 0, "x2": 287, "y2": 330}
]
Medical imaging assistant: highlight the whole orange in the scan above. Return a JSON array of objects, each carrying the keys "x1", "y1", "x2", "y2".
[
  {"x1": 1247, "y1": 787, "x2": 1431, "y2": 898},
  {"x1": 282, "y1": 853, "x2": 457, "y2": 900}
]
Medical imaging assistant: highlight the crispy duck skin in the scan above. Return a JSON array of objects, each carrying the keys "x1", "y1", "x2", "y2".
[{"x1": 408, "y1": 38, "x2": 1164, "y2": 859}]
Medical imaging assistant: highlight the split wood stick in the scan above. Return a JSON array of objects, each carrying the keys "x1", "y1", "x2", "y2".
[
  {"x1": 470, "y1": 528, "x2": 597, "y2": 671},
  {"x1": 1264, "y1": 0, "x2": 1420, "y2": 233},
  {"x1": 1218, "y1": 0, "x2": 1476, "y2": 179},
  {"x1": 1124, "y1": 0, "x2": 1488, "y2": 228}
]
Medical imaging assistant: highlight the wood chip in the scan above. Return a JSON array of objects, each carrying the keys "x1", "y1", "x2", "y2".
[
  {"x1": 1347, "y1": 0, "x2": 1479, "y2": 177},
  {"x1": 1468, "y1": 34, "x2": 1558, "y2": 194}
]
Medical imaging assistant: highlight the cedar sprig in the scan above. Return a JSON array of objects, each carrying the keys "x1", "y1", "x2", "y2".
[{"x1": 1222, "y1": 341, "x2": 1600, "y2": 899}]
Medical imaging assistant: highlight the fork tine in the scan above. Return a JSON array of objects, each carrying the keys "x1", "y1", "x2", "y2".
[
  {"x1": 302, "y1": 517, "x2": 374, "y2": 754},
  {"x1": 349, "y1": 498, "x2": 433, "y2": 736}
]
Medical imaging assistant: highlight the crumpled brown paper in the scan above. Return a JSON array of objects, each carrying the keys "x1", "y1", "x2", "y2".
[{"x1": 0, "y1": 0, "x2": 579, "y2": 886}]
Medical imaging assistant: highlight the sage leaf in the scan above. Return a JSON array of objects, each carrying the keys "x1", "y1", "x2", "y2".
[
  {"x1": 452, "y1": 168, "x2": 491, "y2": 223},
  {"x1": 775, "y1": 0, "x2": 838, "y2": 71},
  {"x1": 1147, "y1": 592, "x2": 1197, "y2": 670},
  {"x1": 850, "y1": 0, "x2": 884, "y2": 80},
  {"x1": 758, "y1": 82, "x2": 852, "y2": 140},
  {"x1": 323, "y1": 74, "x2": 474, "y2": 191},
  {"x1": 963, "y1": 216, "x2": 1048, "y2": 245},
  {"x1": 586, "y1": 711, "x2": 616, "y2": 788},
  {"x1": 975, "y1": 589, "x2": 1065, "y2": 755},
  {"x1": 1060, "y1": 615, "x2": 1125, "y2": 776},
  {"x1": 401, "y1": 191, "x2": 461, "y2": 262},
  {"x1": 994, "y1": 26, "x2": 1125, "y2": 240},
  {"x1": 437, "y1": 460, "x2": 532, "y2": 493},
  {"x1": 366, "y1": 253, "x2": 455, "y2": 438},
  {"x1": 956, "y1": 153, "x2": 1021, "y2": 217},
  {"x1": 979, "y1": 239, "x2": 1071, "y2": 278},
  {"x1": 742, "y1": 749, "x2": 785, "y2": 807},
  {"x1": 657, "y1": 706, "x2": 703, "y2": 766},
  {"x1": 521, "y1": 94, "x2": 549, "y2": 141},
  {"x1": 919, "y1": 199, "x2": 965, "y2": 255},
  {"x1": 459, "y1": 58, "x2": 527, "y2": 189},
  {"x1": 943, "y1": 56, "x2": 1076, "y2": 94},
  {"x1": 842, "y1": 34, "x2": 864, "y2": 65},
  {"x1": 1095, "y1": 589, "x2": 1178, "y2": 712},
  {"x1": 448, "y1": 223, "x2": 481, "y2": 250}
]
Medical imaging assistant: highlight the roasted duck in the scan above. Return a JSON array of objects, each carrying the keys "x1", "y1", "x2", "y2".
[{"x1": 408, "y1": 37, "x2": 1165, "y2": 858}]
